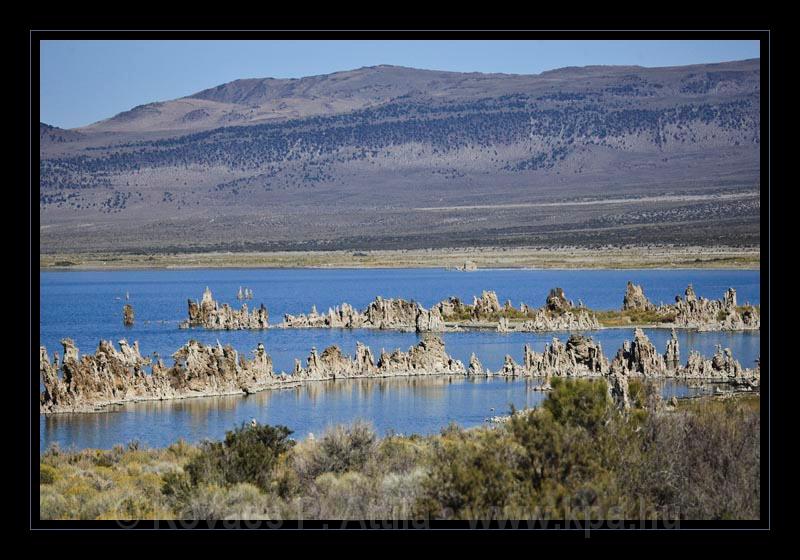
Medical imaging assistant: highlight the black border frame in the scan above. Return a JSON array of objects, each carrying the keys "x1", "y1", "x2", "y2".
[{"x1": 22, "y1": 19, "x2": 778, "y2": 541}]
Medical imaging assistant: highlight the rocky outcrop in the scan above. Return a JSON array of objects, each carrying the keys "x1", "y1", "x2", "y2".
[
  {"x1": 41, "y1": 336, "x2": 466, "y2": 413},
  {"x1": 41, "y1": 331, "x2": 758, "y2": 414},
  {"x1": 373, "y1": 335, "x2": 466, "y2": 376},
  {"x1": 183, "y1": 284, "x2": 757, "y2": 334},
  {"x1": 283, "y1": 297, "x2": 443, "y2": 333},
  {"x1": 468, "y1": 353, "x2": 484, "y2": 375},
  {"x1": 435, "y1": 288, "x2": 599, "y2": 331},
  {"x1": 516, "y1": 308, "x2": 601, "y2": 332},
  {"x1": 497, "y1": 317, "x2": 512, "y2": 333},
  {"x1": 607, "y1": 368, "x2": 631, "y2": 410},
  {"x1": 545, "y1": 287, "x2": 572, "y2": 313},
  {"x1": 283, "y1": 303, "x2": 364, "y2": 329},
  {"x1": 416, "y1": 306, "x2": 447, "y2": 333},
  {"x1": 472, "y1": 291, "x2": 502, "y2": 318},
  {"x1": 432, "y1": 296, "x2": 468, "y2": 319},
  {"x1": 496, "y1": 328, "x2": 757, "y2": 385},
  {"x1": 664, "y1": 286, "x2": 759, "y2": 331},
  {"x1": 123, "y1": 304, "x2": 134, "y2": 326},
  {"x1": 364, "y1": 297, "x2": 422, "y2": 330},
  {"x1": 622, "y1": 281, "x2": 655, "y2": 311},
  {"x1": 181, "y1": 287, "x2": 269, "y2": 330},
  {"x1": 683, "y1": 345, "x2": 745, "y2": 381},
  {"x1": 40, "y1": 337, "x2": 293, "y2": 413},
  {"x1": 610, "y1": 328, "x2": 665, "y2": 377},
  {"x1": 514, "y1": 335, "x2": 607, "y2": 378},
  {"x1": 41, "y1": 338, "x2": 151, "y2": 413},
  {"x1": 664, "y1": 329, "x2": 680, "y2": 370}
]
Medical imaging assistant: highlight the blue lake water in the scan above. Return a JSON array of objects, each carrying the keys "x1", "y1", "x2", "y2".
[{"x1": 39, "y1": 268, "x2": 761, "y2": 450}]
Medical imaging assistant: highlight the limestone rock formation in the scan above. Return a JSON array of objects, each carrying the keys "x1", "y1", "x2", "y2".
[
  {"x1": 123, "y1": 304, "x2": 134, "y2": 326},
  {"x1": 497, "y1": 317, "x2": 511, "y2": 333},
  {"x1": 665, "y1": 285, "x2": 759, "y2": 331},
  {"x1": 41, "y1": 338, "x2": 152, "y2": 413},
  {"x1": 416, "y1": 306, "x2": 446, "y2": 333},
  {"x1": 280, "y1": 287, "x2": 608, "y2": 334},
  {"x1": 182, "y1": 287, "x2": 269, "y2": 330},
  {"x1": 545, "y1": 287, "x2": 572, "y2": 313},
  {"x1": 607, "y1": 369, "x2": 630, "y2": 410},
  {"x1": 284, "y1": 302, "x2": 364, "y2": 329},
  {"x1": 517, "y1": 308, "x2": 601, "y2": 332},
  {"x1": 505, "y1": 335, "x2": 607, "y2": 378},
  {"x1": 441, "y1": 288, "x2": 600, "y2": 332},
  {"x1": 41, "y1": 331, "x2": 758, "y2": 414},
  {"x1": 40, "y1": 338, "x2": 291, "y2": 413},
  {"x1": 432, "y1": 296, "x2": 468, "y2": 319},
  {"x1": 622, "y1": 281, "x2": 655, "y2": 311},
  {"x1": 283, "y1": 297, "x2": 441, "y2": 333},
  {"x1": 683, "y1": 345, "x2": 746, "y2": 381},
  {"x1": 363, "y1": 297, "x2": 419, "y2": 330},
  {"x1": 502, "y1": 354, "x2": 525, "y2": 376},
  {"x1": 664, "y1": 329, "x2": 680, "y2": 370},
  {"x1": 296, "y1": 334, "x2": 465, "y2": 380},
  {"x1": 610, "y1": 328, "x2": 665, "y2": 376},
  {"x1": 472, "y1": 291, "x2": 502, "y2": 318},
  {"x1": 468, "y1": 353, "x2": 484, "y2": 375}
]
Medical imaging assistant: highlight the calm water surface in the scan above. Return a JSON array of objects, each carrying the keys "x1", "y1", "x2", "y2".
[{"x1": 39, "y1": 268, "x2": 760, "y2": 450}]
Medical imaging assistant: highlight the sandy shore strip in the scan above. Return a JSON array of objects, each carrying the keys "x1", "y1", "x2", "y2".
[{"x1": 39, "y1": 245, "x2": 760, "y2": 271}]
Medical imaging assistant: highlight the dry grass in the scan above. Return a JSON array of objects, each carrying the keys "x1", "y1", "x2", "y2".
[
  {"x1": 40, "y1": 246, "x2": 760, "y2": 271},
  {"x1": 594, "y1": 308, "x2": 677, "y2": 327}
]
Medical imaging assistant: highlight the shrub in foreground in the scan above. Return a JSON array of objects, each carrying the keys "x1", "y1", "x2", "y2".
[
  {"x1": 185, "y1": 423, "x2": 294, "y2": 492},
  {"x1": 39, "y1": 384, "x2": 760, "y2": 521}
]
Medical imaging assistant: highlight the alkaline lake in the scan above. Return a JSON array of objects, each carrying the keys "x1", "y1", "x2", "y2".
[{"x1": 39, "y1": 268, "x2": 761, "y2": 450}]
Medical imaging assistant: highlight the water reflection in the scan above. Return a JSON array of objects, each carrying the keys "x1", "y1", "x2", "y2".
[{"x1": 41, "y1": 376, "x2": 717, "y2": 451}]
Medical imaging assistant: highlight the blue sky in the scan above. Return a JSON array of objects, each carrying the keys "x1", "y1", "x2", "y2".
[{"x1": 40, "y1": 40, "x2": 760, "y2": 129}]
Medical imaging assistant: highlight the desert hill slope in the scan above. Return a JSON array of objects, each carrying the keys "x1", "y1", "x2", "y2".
[{"x1": 40, "y1": 59, "x2": 760, "y2": 253}]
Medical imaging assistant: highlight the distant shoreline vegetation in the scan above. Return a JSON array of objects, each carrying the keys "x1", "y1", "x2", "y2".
[{"x1": 38, "y1": 245, "x2": 761, "y2": 271}]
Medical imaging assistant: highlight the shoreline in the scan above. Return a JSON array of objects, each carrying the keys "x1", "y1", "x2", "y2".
[{"x1": 39, "y1": 246, "x2": 761, "y2": 271}]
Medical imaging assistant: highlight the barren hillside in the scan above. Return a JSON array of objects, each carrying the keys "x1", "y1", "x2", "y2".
[{"x1": 39, "y1": 60, "x2": 761, "y2": 253}]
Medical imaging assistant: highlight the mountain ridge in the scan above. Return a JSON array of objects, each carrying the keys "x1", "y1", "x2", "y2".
[
  {"x1": 40, "y1": 58, "x2": 761, "y2": 254},
  {"x1": 70, "y1": 59, "x2": 760, "y2": 134}
]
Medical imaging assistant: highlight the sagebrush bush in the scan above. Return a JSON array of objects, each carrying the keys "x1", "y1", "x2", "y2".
[
  {"x1": 40, "y1": 463, "x2": 58, "y2": 485},
  {"x1": 294, "y1": 421, "x2": 377, "y2": 482},
  {"x1": 181, "y1": 483, "x2": 275, "y2": 520},
  {"x1": 417, "y1": 428, "x2": 525, "y2": 519},
  {"x1": 543, "y1": 377, "x2": 610, "y2": 433},
  {"x1": 185, "y1": 423, "x2": 294, "y2": 492},
  {"x1": 378, "y1": 467, "x2": 427, "y2": 518},
  {"x1": 374, "y1": 434, "x2": 429, "y2": 475},
  {"x1": 319, "y1": 420, "x2": 377, "y2": 473},
  {"x1": 619, "y1": 397, "x2": 761, "y2": 519},
  {"x1": 313, "y1": 471, "x2": 375, "y2": 519}
]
